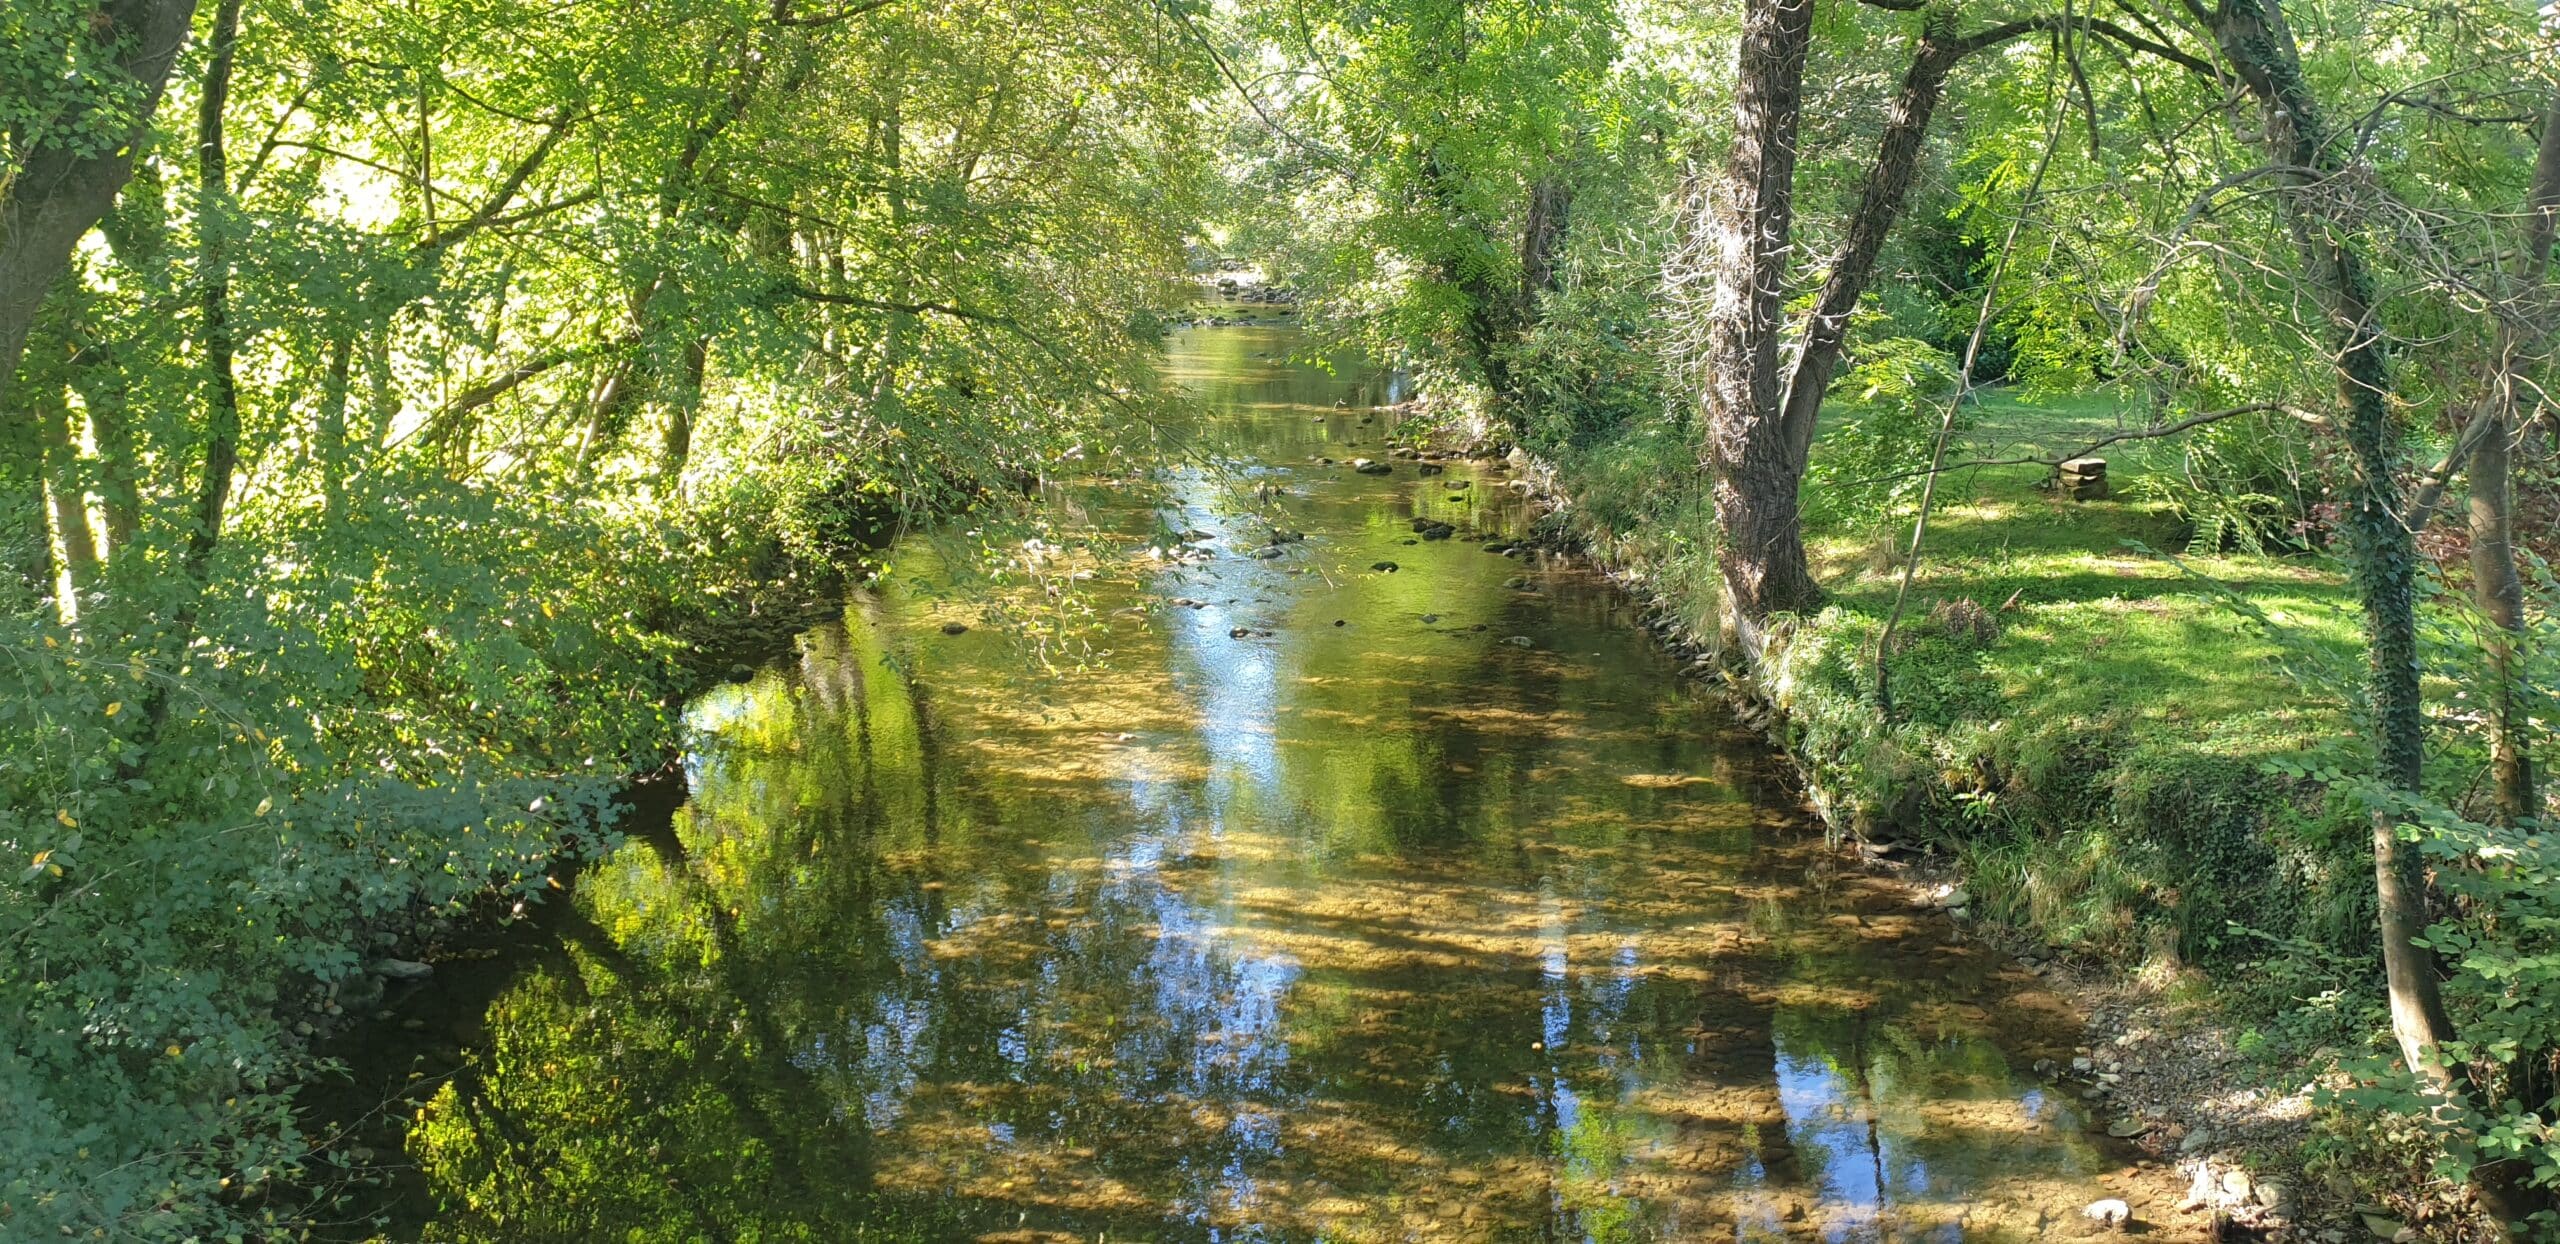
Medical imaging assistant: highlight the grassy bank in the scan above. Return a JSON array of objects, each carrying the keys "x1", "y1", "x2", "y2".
[{"x1": 1552, "y1": 394, "x2": 2382, "y2": 1036}]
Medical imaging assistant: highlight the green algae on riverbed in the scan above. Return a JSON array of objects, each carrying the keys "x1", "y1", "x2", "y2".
[{"x1": 325, "y1": 323, "x2": 2194, "y2": 1243}]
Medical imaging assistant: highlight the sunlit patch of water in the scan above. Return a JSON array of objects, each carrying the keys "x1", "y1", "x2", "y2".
[{"x1": 334, "y1": 321, "x2": 2196, "y2": 1243}]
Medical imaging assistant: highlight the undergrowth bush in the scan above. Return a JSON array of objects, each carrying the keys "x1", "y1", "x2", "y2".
[{"x1": 0, "y1": 478, "x2": 705, "y2": 1240}]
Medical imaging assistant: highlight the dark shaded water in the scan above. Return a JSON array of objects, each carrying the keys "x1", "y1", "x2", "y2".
[{"x1": 332, "y1": 324, "x2": 2170, "y2": 1242}]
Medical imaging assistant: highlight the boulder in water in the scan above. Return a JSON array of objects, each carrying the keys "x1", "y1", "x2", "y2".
[{"x1": 1353, "y1": 459, "x2": 1392, "y2": 475}]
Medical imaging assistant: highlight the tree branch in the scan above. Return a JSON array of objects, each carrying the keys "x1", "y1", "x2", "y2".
[
  {"x1": 782, "y1": 281, "x2": 1015, "y2": 324},
  {"x1": 1842, "y1": 402, "x2": 2299, "y2": 488},
  {"x1": 414, "y1": 105, "x2": 582, "y2": 255},
  {"x1": 2081, "y1": 16, "x2": 2220, "y2": 79},
  {"x1": 768, "y1": 0, "x2": 898, "y2": 26}
]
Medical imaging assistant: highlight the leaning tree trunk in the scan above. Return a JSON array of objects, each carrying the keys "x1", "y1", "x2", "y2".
[
  {"x1": 1695, "y1": 0, "x2": 1821, "y2": 638},
  {"x1": 0, "y1": 0, "x2": 200, "y2": 412},
  {"x1": 1777, "y1": 7, "x2": 2063, "y2": 467}
]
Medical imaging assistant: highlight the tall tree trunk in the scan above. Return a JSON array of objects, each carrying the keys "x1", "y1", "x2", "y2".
[
  {"x1": 2467, "y1": 94, "x2": 2560, "y2": 1227},
  {"x1": 1520, "y1": 175, "x2": 1573, "y2": 310},
  {"x1": 2472, "y1": 91, "x2": 2559, "y2": 829},
  {"x1": 1780, "y1": 33, "x2": 1960, "y2": 470},
  {"x1": 662, "y1": 337, "x2": 708, "y2": 490},
  {"x1": 130, "y1": 0, "x2": 243, "y2": 761},
  {"x1": 1696, "y1": 0, "x2": 1821, "y2": 636},
  {"x1": 64, "y1": 323, "x2": 142, "y2": 556},
  {"x1": 2208, "y1": 0, "x2": 2520, "y2": 1222},
  {"x1": 2465, "y1": 411, "x2": 2529, "y2": 821},
  {"x1": 33, "y1": 375, "x2": 100, "y2": 624},
  {"x1": 0, "y1": 0, "x2": 200, "y2": 412},
  {"x1": 318, "y1": 330, "x2": 354, "y2": 525},
  {"x1": 185, "y1": 0, "x2": 246, "y2": 585}
]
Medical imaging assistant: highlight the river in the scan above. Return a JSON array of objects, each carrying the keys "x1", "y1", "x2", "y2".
[{"x1": 329, "y1": 320, "x2": 2169, "y2": 1242}]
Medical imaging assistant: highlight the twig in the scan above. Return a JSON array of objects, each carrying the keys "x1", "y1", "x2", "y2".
[
  {"x1": 1875, "y1": 41, "x2": 2072, "y2": 713},
  {"x1": 1836, "y1": 401, "x2": 2297, "y2": 488}
]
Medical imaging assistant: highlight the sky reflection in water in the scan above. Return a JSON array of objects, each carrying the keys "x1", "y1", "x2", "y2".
[{"x1": 375, "y1": 324, "x2": 2157, "y2": 1243}]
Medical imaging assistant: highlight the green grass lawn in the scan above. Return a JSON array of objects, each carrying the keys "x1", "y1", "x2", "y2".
[
  {"x1": 1563, "y1": 388, "x2": 2371, "y2": 964},
  {"x1": 1807, "y1": 391, "x2": 2360, "y2": 756}
]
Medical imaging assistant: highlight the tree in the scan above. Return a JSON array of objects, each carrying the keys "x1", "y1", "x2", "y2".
[
  {"x1": 1688, "y1": 0, "x2": 1821, "y2": 633},
  {"x1": 0, "y1": 0, "x2": 199, "y2": 410}
]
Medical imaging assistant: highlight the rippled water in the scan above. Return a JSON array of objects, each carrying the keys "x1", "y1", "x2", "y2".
[{"x1": 335, "y1": 323, "x2": 2174, "y2": 1242}]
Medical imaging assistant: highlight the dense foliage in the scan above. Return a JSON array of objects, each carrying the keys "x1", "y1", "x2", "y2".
[
  {"x1": 1207, "y1": 0, "x2": 2558, "y2": 1231},
  {"x1": 2, "y1": 0, "x2": 1209, "y2": 1235},
  {"x1": 5, "y1": 0, "x2": 2557, "y2": 1234}
]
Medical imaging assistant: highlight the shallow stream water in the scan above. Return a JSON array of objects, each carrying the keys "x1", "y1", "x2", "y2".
[{"x1": 334, "y1": 322, "x2": 2181, "y2": 1242}]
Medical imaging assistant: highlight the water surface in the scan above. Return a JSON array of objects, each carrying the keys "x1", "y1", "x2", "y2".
[{"x1": 340, "y1": 324, "x2": 2173, "y2": 1242}]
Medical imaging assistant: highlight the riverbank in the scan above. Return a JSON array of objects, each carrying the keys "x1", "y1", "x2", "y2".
[
  {"x1": 284, "y1": 322, "x2": 2252, "y2": 1241},
  {"x1": 1379, "y1": 401, "x2": 2429, "y2": 1240}
]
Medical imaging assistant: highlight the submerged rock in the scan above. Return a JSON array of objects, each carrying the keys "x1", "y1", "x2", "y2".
[
  {"x1": 1370, "y1": 561, "x2": 1399, "y2": 573},
  {"x1": 372, "y1": 958, "x2": 433, "y2": 981},
  {"x1": 940, "y1": 622, "x2": 970, "y2": 635},
  {"x1": 1353, "y1": 459, "x2": 1392, "y2": 475}
]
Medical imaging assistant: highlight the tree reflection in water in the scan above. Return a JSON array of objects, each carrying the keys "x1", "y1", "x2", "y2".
[{"x1": 373, "y1": 325, "x2": 2167, "y2": 1243}]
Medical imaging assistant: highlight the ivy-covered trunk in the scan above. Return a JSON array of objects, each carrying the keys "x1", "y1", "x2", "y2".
[
  {"x1": 186, "y1": 0, "x2": 246, "y2": 588},
  {"x1": 2210, "y1": 0, "x2": 2533, "y2": 1226}
]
